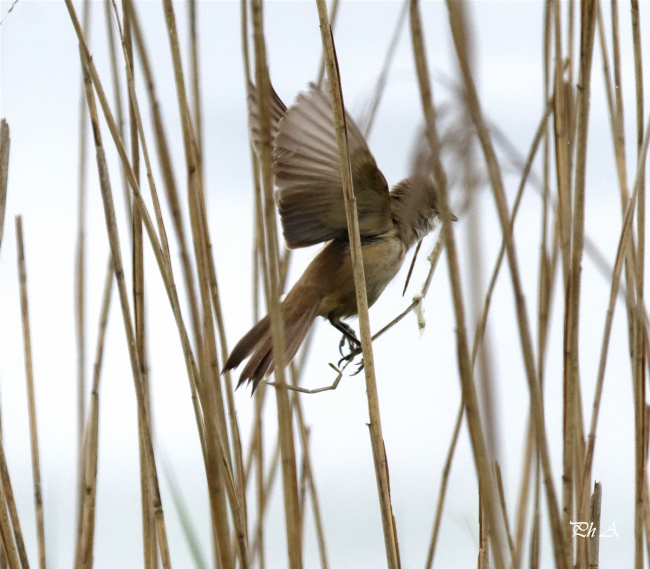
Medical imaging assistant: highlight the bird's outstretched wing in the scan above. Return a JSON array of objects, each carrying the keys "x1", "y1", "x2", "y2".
[{"x1": 248, "y1": 82, "x2": 392, "y2": 249}]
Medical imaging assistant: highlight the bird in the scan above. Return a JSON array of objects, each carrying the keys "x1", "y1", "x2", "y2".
[{"x1": 223, "y1": 81, "x2": 450, "y2": 391}]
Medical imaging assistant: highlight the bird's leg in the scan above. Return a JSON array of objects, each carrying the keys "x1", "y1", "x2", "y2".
[
  {"x1": 331, "y1": 321, "x2": 360, "y2": 355},
  {"x1": 329, "y1": 320, "x2": 364, "y2": 370}
]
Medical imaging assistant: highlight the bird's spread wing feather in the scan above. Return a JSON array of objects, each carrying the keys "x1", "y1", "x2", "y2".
[
  {"x1": 271, "y1": 84, "x2": 392, "y2": 248},
  {"x1": 247, "y1": 81, "x2": 288, "y2": 155}
]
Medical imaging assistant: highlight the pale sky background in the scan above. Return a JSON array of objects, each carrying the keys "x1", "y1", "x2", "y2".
[{"x1": 0, "y1": 0, "x2": 649, "y2": 567}]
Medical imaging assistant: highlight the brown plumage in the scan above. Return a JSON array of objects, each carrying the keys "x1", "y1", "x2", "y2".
[{"x1": 224, "y1": 83, "x2": 448, "y2": 391}]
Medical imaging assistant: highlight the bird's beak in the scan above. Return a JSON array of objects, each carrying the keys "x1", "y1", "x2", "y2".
[{"x1": 450, "y1": 212, "x2": 458, "y2": 222}]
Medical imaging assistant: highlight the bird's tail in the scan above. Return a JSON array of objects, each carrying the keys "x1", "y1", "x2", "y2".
[{"x1": 223, "y1": 287, "x2": 320, "y2": 392}]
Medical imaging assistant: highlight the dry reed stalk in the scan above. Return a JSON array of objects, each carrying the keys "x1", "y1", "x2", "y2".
[
  {"x1": 0, "y1": 435, "x2": 29, "y2": 569},
  {"x1": 589, "y1": 482, "x2": 602, "y2": 569},
  {"x1": 316, "y1": 0, "x2": 340, "y2": 88},
  {"x1": 579, "y1": 110, "x2": 650, "y2": 537},
  {"x1": 361, "y1": 0, "x2": 408, "y2": 139},
  {"x1": 592, "y1": 13, "x2": 648, "y2": 567},
  {"x1": 254, "y1": 385, "x2": 265, "y2": 569},
  {"x1": 424, "y1": 97, "x2": 549, "y2": 566},
  {"x1": 15, "y1": 217, "x2": 46, "y2": 569},
  {"x1": 512, "y1": 419, "x2": 535, "y2": 569},
  {"x1": 551, "y1": 0, "x2": 573, "y2": 288},
  {"x1": 72, "y1": 1, "x2": 250, "y2": 564},
  {"x1": 0, "y1": 467, "x2": 20, "y2": 569},
  {"x1": 0, "y1": 121, "x2": 9, "y2": 253},
  {"x1": 128, "y1": 2, "x2": 203, "y2": 356},
  {"x1": 249, "y1": 440, "x2": 281, "y2": 564},
  {"x1": 75, "y1": 258, "x2": 113, "y2": 568},
  {"x1": 495, "y1": 462, "x2": 515, "y2": 560},
  {"x1": 74, "y1": 4, "x2": 91, "y2": 537},
  {"x1": 411, "y1": 0, "x2": 506, "y2": 566},
  {"x1": 108, "y1": 0, "x2": 211, "y2": 483},
  {"x1": 630, "y1": 4, "x2": 646, "y2": 567},
  {"x1": 315, "y1": 1, "x2": 401, "y2": 566},
  {"x1": 76, "y1": 47, "x2": 173, "y2": 569},
  {"x1": 144, "y1": 0, "x2": 246, "y2": 563},
  {"x1": 120, "y1": 3, "x2": 157, "y2": 566},
  {"x1": 205, "y1": 227, "x2": 249, "y2": 535},
  {"x1": 445, "y1": 1, "x2": 573, "y2": 566},
  {"x1": 0, "y1": 124, "x2": 28, "y2": 569},
  {"x1": 471, "y1": 102, "x2": 552, "y2": 370},
  {"x1": 424, "y1": 400, "x2": 463, "y2": 569},
  {"x1": 250, "y1": 0, "x2": 302, "y2": 565},
  {"x1": 289, "y1": 364, "x2": 329, "y2": 569},
  {"x1": 530, "y1": 462, "x2": 541, "y2": 569},
  {"x1": 104, "y1": 0, "x2": 132, "y2": 229},
  {"x1": 567, "y1": 3, "x2": 597, "y2": 566},
  {"x1": 189, "y1": 0, "x2": 202, "y2": 166},
  {"x1": 644, "y1": 407, "x2": 650, "y2": 566}
]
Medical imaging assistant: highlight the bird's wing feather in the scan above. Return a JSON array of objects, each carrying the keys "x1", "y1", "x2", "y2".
[
  {"x1": 273, "y1": 84, "x2": 392, "y2": 248},
  {"x1": 247, "y1": 81, "x2": 288, "y2": 155}
]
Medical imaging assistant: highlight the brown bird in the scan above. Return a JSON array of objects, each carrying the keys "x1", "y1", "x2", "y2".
[{"x1": 224, "y1": 82, "x2": 448, "y2": 391}]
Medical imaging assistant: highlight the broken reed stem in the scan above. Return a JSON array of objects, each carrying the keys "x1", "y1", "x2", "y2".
[
  {"x1": 250, "y1": 0, "x2": 302, "y2": 566},
  {"x1": 410, "y1": 0, "x2": 505, "y2": 566},
  {"x1": 15, "y1": 217, "x2": 46, "y2": 569},
  {"x1": 315, "y1": 1, "x2": 400, "y2": 567},
  {"x1": 589, "y1": 482, "x2": 602, "y2": 569},
  {"x1": 75, "y1": 258, "x2": 113, "y2": 568},
  {"x1": 76, "y1": 45, "x2": 173, "y2": 568}
]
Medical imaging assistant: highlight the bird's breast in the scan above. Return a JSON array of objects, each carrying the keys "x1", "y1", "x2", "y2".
[{"x1": 317, "y1": 231, "x2": 406, "y2": 321}]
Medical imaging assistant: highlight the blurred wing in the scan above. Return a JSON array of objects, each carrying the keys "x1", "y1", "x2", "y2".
[
  {"x1": 273, "y1": 83, "x2": 392, "y2": 248},
  {"x1": 247, "y1": 81, "x2": 288, "y2": 155}
]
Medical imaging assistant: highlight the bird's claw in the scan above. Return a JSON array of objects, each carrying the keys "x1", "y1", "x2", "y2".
[
  {"x1": 338, "y1": 332, "x2": 358, "y2": 357},
  {"x1": 337, "y1": 347, "x2": 363, "y2": 373}
]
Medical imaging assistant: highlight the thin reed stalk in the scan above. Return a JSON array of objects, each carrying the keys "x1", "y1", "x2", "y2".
[
  {"x1": 15, "y1": 217, "x2": 46, "y2": 569},
  {"x1": 424, "y1": 400, "x2": 463, "y2": 569},
  {"x1": 0, "y1": 120, "x2": 9, "y2": 252},
  {"x1": 74, "y1": 4, "x2": 91, "y2": 538},
  {"x1": 0, "y1": 434, "x2": 23, "y2": 569},
  {"x1": 567, "y1": 3, "x2": 597, "y2": 564},
  {"x1": 75, "y1": 258, "x2": 113, "y2": 569}
]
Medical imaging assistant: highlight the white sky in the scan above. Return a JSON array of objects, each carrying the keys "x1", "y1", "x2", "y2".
[{"x1": 0, "y1": 1, "x2": 649, "y2": 567}]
